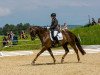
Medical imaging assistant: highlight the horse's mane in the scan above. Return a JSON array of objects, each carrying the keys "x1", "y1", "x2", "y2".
[{"x1": 32, "y1": 26, "x2": 48, "y2": 31}]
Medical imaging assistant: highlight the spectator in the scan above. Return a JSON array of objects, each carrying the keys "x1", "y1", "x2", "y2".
[
  {"x1": 64, "y1": 23, "x2": 68, "y2": 29},
  {"x1": 61, "y1": 23, "x2": 68, "y2": 30},
  {"x1": 7, "y1": 31, "x2": 14, "y2": 46},
  {"x1": 20, "y1": 30, "x2": 28, "y2": 39},
  {"x1": 12, "y1": 34, "x2": 18, "y2": 45},
  {"x1": 91, "y1": 18, "x2": 96, "y2": 25},
  {"x1": 7, "y1": 32, "x2": 11, "y2": 40},
  {"x1": 10, "y1": 31, "x2": 14, "y2": 41},
  {"x1": 98, "y1": 18, "x2": 100, "y2": 25},
  {"x1": 2, "y1": 36, "x2": 8, "y2": 47}
]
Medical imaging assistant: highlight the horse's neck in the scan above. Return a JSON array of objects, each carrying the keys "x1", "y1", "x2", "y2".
[
  {"x1": 37, "y1": 28, "x2": 48, "y2": 44},
  {"x1": 37, "y1": 33, "x2": 43, "y2": 43}
]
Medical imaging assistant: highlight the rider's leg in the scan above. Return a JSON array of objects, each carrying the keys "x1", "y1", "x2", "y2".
[
  {"x1": 51, "y1": 30, "x2": 55, "y2": 47},
  {"x1": 54, "y1": 36, "x2": 59, "y2": 44},
  {"x1": 51, "y1": 30, "x2": 55, "y2": 40},
  {"x1": 51, "y1": 30, "x2": 59, "y2": 45}
]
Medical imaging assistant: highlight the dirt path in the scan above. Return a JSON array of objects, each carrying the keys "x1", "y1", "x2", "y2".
[{"x1": 0, "y1": 52, "x2": 100, "y2": 75}]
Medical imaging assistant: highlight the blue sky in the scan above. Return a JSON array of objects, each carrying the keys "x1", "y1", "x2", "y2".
[{"x1": 0, "y1": 0, "x2": 100, "y2": 27}]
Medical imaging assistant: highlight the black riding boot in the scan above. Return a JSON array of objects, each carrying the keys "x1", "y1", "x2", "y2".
[
  {"x1": 54, "y1": 36, "x2": 59, "y2": 44},
  {"x1": 51, "y1": 41, "x2": 55, "y2": 47}
]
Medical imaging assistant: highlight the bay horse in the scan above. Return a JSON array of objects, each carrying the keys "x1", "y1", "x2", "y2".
[{"x1": 29, "y1": 26, "x2": 86, "y2": 64}]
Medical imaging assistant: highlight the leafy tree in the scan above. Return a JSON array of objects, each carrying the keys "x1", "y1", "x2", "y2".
[
  {"x1": 1, "y1": 23, "x2": 31, "y2": 35},
  {"x1": 0, "y1": 27, "x2": 3, "y2": 35},
  {"x1": 2, "y1": 24, "x2": 15, "y2": 35}
]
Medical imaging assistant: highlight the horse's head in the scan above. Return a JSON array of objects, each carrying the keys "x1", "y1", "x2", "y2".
[
  {"x1": 29, "y1": 26, "x2": 48, "y2": 41},
  {"x1": 29, "y1": 27, "x2": 37, "y2": 40}
]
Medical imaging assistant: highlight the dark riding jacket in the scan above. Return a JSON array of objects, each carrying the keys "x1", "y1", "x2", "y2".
[{"x1": 50, "y1": 18, "x2": 58, "y2": 30}]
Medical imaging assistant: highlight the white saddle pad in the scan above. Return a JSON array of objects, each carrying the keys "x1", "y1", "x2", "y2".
[{"x1": 50, "y1": 31, "x2": 63, "y2": 41}]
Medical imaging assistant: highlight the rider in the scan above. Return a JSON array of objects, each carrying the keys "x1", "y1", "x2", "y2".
[{"x1": 50, "y1": 13, "x2": 59, "y2": 46}]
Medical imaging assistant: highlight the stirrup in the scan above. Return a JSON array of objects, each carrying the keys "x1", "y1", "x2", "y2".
[{"x1": 51, "y1": 41, "x2": 55, "y2": 47}]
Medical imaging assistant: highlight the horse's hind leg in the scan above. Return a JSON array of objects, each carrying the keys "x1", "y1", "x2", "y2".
[
  {"x1": 31, "y1": 46, "x2": 46, "y2": 65},
  {"x1": 70, "y1": 43, "x2": 80, "y2": 62},
  {"x1": 61, "y1": 43, "x2": 69, "y2": 63},
  {"x1": 47, "y1": 48, "x2": 56, "y2": 64}
]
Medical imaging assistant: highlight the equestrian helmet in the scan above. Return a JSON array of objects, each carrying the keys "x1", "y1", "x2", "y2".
[{"x1": 51, "y1": 13, "x2": 56, "y2": 17}]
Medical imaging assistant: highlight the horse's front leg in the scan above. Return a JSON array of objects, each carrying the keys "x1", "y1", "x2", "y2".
[{"x1": 31, "y1": 46, "x2": 46, "y2": 65}]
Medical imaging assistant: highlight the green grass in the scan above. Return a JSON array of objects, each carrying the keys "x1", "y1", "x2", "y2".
[
  {"x1": 0, "y1": 36, "x2": 41, "y2": 51},
  {"x1": 72, "y1": 25, "x2": 100, "y2": 45}
]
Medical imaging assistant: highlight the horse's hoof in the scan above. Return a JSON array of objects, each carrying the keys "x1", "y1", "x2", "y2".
[
  {"x1": 54, "y1": 60, "x2": 56, "y2": 64},
  {"x1": 31, "y1": 61, "x2": 35, "y2": 65},
  {"x1": 61, "y1": 59, "x2": 64, "y2": 63},
  {"x1": 78, "y1": 59, "x2": 80, "y2": 62}
]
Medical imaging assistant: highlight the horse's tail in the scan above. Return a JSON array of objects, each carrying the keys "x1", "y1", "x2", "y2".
[{"x1": 75, "y1": 36, "x2": 86, "y2": 55}]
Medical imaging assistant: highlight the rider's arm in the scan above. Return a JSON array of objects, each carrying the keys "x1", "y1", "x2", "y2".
[{"x1": 50, "y1": 19, "x2": 58, "y2": 29}]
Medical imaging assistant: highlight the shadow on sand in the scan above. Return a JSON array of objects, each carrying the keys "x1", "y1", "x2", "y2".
[{"x1": 21, "y1": 62, "x2": 82, "y2": 66}]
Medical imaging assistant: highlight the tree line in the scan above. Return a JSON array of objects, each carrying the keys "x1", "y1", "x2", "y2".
[{"x1": 0, "y1": 23, "x2": 32, "y2": 35}]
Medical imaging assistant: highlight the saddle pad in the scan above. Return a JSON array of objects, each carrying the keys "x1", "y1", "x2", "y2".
[
  {"x1": 57, "y1": 32, "x2": 63, "y2": 40},
  {"x1": 50, "y1": 31, "x2": 63, "y2": 41}
]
